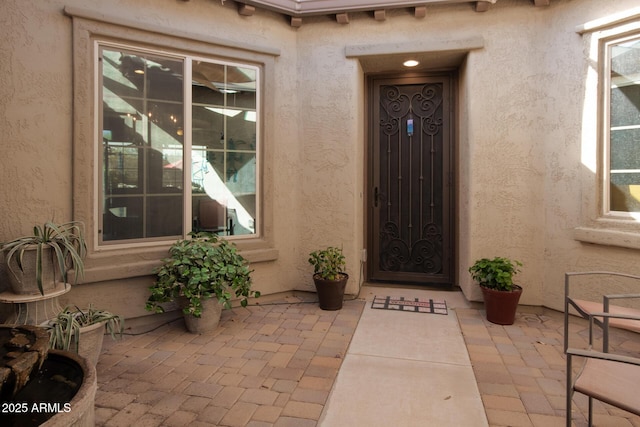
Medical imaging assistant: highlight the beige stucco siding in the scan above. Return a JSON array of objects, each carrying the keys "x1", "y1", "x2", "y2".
[{"x1": 2, "y1": 0, "x2": 640, "y2": 323}]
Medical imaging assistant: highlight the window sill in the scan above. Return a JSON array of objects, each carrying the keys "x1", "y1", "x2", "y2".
[
  {"x1": 79, "y1": 247, "x2": 279, "y2": 284},
  {"x1": 574, "y1": 226, "x2": 640, "y2": 250}
]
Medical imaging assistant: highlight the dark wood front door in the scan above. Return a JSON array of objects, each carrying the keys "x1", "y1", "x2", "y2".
[{"x1": 368, "y1": 73, "x2": 455, "y2": 286}]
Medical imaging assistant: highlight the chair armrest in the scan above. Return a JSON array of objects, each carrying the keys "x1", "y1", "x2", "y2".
[
  {"x1": 564, "y1": 272, "x2": 640, "y2": 353},
  {"x1": 566, "y1": 272, "x2": 640, "y2": 304},
  {"x1": 567, "y1": 347, "x2": 640, "y2": 367},
  {"x1": 604, "y1": 293, "x2": 640, "y2": 313},
  {"x1": 566, "y1": 272, "x2": 640, "y2": 300},
  {"x1": 604, "y1": 293, "x2": 640, "y2": 315},
  {"x1": 589, "y1": 311, "x2": 640, "y2": 322},
  {"x1": 587, "y1": 311, "x2": 640, "y2": 351},
  {"x1": 566, "y1": 271, "x2": 640, "y2": 281},
  {"x1": 605, "y1": 293, "x2": 640, "y2": 300}
]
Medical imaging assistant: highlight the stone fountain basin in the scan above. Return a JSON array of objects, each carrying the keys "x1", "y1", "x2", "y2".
[{"x1": 0, "y1": 326, "x2": 96, "y2": 427}]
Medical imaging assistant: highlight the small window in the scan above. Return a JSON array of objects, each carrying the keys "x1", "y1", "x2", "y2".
[
  {"x1": 606, "y1": 35, "x2": 640, "y2": 214},
  {"x1": 99, "y1": 44, "x2": 259, "y2": 245}
]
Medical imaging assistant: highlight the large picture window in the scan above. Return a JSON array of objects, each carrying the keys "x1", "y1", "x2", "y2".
[
  {"x1": 99, "y1": 44, "x2": 259, "y2": 244},
  {"x1": 606, "y1": 35, "x2": 640, "y2": 214}
]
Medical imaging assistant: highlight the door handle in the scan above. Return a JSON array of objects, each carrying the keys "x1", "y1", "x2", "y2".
[{"x1": 374, "y1": 187, "x2": 379, "y2": 207}]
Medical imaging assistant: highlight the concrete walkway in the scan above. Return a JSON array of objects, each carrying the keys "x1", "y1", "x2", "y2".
[{"x1": 319, "y1": 285, "x2": 486, "y2": 426}]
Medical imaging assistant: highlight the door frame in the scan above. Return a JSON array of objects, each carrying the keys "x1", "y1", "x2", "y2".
[{"x1": 364, "y1": 70, "x2": 457, "y2": 286}]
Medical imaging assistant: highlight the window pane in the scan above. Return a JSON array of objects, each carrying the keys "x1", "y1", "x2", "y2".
[
  {"x1": 611, "y1": 174, "x2": 640, "y2": 212},
  {"x1": 100, "y1": 47, "x2": 258, "y2": 244},
  {"x1": 610, "y1": 38, "x2": 640, "y2": 213},
  {"x1": 147, "y1": 195, "x2": 183, "y2": 237},
  {"x1": 101, "y1": 47, "x2": 184, "y2": 242},
  {"x1": 226, "y1": 152, "x2": 256, "y2": 235},
  {"x1": 191, "y1": 61, "x2": 257, "y2": 236},
  {"x1": 193, "y1": 105, "x2": 224, "y2": 150}
]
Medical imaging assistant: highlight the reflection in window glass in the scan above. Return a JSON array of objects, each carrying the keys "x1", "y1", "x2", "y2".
[
  {"x1": 610, "y1": 37, "x2": 640, "y2": 212},
  {"x1": 191, "y1": 63, "x2": 257, "y2": 237},
  {"x1": 99, "y1": 46, "x2": 258, "y2": 244}
]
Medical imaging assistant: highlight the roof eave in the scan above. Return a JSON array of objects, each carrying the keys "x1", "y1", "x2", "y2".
[{"x1": 238, "y1": 0, "x2": 494, "y2": 17}]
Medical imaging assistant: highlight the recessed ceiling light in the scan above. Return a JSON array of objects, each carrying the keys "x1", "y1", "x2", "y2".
[{"x1": 403, "y1": 60, "x2": 419, "y2": 67}]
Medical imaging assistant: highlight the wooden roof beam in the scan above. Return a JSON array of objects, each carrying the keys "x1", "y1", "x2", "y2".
[
  {"x1": 374, "y1": 9, "x2": 386, "y2": 21},
  {"x1": 238, "y1": 4, "x2": 256, "y2": 16},
  {"x1": 534, "y1": 0, "x2": 550, "y2": 5},
  {"x1": 336, "y1": 12, "x2": 349, "y2": 24},
  {"x1": 291, "y1": 16, "x2": 302, "y2": 27},
  {"x1": 475, "y1": 1, "x2": 491, "y2": 12},
  {"x1": 415, "y1": 6, "x2": 427, "y2": 18}
]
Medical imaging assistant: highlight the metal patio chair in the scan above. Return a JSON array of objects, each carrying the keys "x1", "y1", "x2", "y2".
[
  {"x1": 564, "y1": 271, "x2": 640, "y2": 353},
  {"x1": 566, "y1": 311, "x2": 640, "y2": 426},
  {"x1": 564, "y1": 272, "x2": 640, "y2": 425}
]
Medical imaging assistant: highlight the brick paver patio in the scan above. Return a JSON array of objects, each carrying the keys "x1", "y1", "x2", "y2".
[
  {"x1": 96, "y1": 296, "x2": 364, "y2": 426},
  {"x1": 95, "y1": 292, "x2": 640, "y2": 426},
  {"x1": 458, "y1": 304, "x2": 640, "y2": 427}
]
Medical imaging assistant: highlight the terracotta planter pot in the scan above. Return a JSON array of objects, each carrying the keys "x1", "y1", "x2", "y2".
[
  {"x1": 313, "y1": 273, "x2": 348, "y2": 311},
  {"x1": 480, "y1": 285, "x2": 523, "y2": 325},
  {"x1": 178, "y1": 297, "x2": 223, "y2": 333}
]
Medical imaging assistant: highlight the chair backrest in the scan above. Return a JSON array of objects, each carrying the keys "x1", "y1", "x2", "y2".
[{"x1": 199, "y1": 199, "x2": 225, "y2": 229}]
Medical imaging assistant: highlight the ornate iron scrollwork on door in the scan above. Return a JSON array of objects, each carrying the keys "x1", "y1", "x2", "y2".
[{"x1": 378, "y1": 83, "x2": 444, "y2": 274}]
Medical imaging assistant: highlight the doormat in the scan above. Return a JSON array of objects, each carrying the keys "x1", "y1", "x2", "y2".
[{"x1": 371, "y1": 295, "x2": 448, "y2": 315}]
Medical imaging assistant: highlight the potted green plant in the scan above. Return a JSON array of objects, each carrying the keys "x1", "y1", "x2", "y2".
[
  {"x1": 145, "y1": 231, "x2": 260, "y2": 333},
  {"x1": 1, "y1": 221, "x2": 87, "y2": 296},
  {"x1": 46, "y1": 304, "x2": 123, "y2": 366},
  {"x1": 308, "y1": 246, "x2": 349, "y2": 310},
  {"x1": 469, "y1": 256, "x2": 523, "y2": 325}
]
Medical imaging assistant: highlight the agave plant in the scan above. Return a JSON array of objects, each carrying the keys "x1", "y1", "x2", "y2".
[
  {"x1": 46, "y1": 305, "x2": 123, "y2": 352},
  {"x1": 1, "y1": 221, "x2": 87, "y2": 295}
]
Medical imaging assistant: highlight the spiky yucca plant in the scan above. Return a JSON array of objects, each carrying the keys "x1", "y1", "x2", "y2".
[
  {"x1": 47, "y1": 305, "x2": 123, "y2": 352},
  {"x1": 2, "y1": 221, "x2": 87, "y2": 295}
]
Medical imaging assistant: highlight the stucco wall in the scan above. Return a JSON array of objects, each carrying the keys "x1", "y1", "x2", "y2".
[
  {"x1": 540, "y1": 1, "x2": 640, "y2": 311},
  {"x1": 0, "y1": 0, "x2": 303, "y2": 322},
  {"x1": 3, "y1": 0, "x2": 640, "y2": 324},
  {"x1": 295, "y1": 3, "x2": 555, "y2": 304},
  {"x1": 294, "y1": 0, "x2": 640, "y2": 307},
  {"x1": 294, "y1": 21, "x2": 366, "y2": 295},
  {"x1": 1, "y1": 2, "x2": 74, "y2": 232}
]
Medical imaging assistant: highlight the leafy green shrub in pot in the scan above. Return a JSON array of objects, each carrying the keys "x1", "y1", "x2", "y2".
[
  {"x1": 469, "y1": 256, "x2": 523, "y2": 325},
  {"x1": 308, "y1": 246, "x2": 346, "y2": 281},
  {"x1": 468, "y1": 257, "x2": 522, "y2": 291},
  {"x1": 145, "y1": 232, "x2": 260, "y2": 318},
  {"x1": 308, "y1": 246, "x2": 348, "y2": 311}
]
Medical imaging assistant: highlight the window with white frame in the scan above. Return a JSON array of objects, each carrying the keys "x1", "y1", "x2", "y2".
[
  {"x1": 99, "y1": 44, "x2": 259, "y2": 244},
  {"x1": 605, "y1": 34, "x2": 640, "y2": 215}
]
